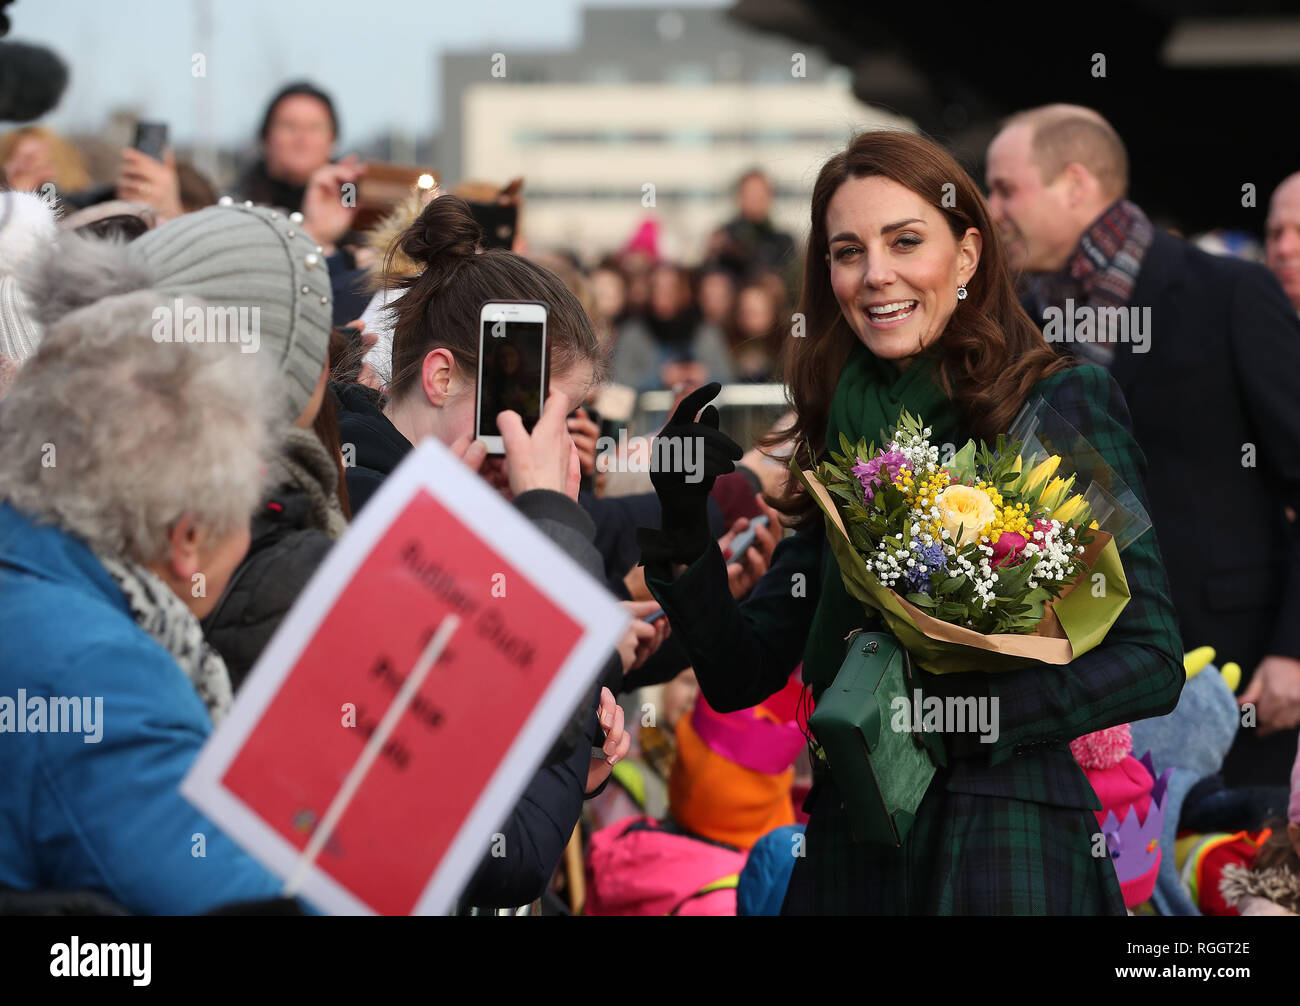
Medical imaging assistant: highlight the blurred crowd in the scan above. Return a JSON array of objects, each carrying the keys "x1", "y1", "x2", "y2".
[
  {"x1": 2, "y1": 66, "x2": 1299, "y2": 920},
  {"x1": 0, "y1": 82, "x2": 803, "y2": 400}
]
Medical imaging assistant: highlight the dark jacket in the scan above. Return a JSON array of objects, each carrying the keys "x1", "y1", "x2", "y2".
[
  {"x1": 1029, "y1": 228, "x2": 1300, "y2": 785},
  {"x1": 202, "y1": 429, "x2": 341, "y2": 689},
  {"x1": 335, "y1": 382, "x2": 408, "y2": 516},
  {"x1": 645, "y1": 365, "x2": 1185, "y2": 914},
  {"x1": 718, "y1": 215, "x2": 797, "y2": 282},
  {"x1": 333, "y1": 381, "x2": 623, "y2": 907},
  {"x1": 231, "y1": 159, "x2": 306, "y2": 214}
]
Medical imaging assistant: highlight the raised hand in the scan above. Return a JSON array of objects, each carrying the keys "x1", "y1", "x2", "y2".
[{"x1": 639, "y1": 382, "x2": 742, "y2": 566}]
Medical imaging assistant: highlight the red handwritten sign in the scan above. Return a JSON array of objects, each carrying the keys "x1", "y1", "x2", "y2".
[{"x1": 182, "y1": 439, "x2": 626, "y2": 914}]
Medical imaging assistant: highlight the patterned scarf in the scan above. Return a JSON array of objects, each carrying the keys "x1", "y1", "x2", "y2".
[
  {"x1": 98, "y1": 555, "x2": 234, "y2": 724},
  {"x1": 1024, "y1": 199, "x2": 1154, "y2": 367},
  {"x1": 801, "y1": 342, "x2": 966, "y2": 694}
]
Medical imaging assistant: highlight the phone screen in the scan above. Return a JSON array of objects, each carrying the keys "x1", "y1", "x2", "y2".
[
  {"x1": 478, "y1": 319, "x2": 546, "y2": 436},
  {"x1": 133, "y1": 122, "x2": 168, "y2": 161}
]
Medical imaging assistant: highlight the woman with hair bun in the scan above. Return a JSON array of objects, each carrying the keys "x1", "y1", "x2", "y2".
[
  {"x1": 337, "y1": 193, "x2": 605, "y2": 513},
  {"x1": 335, "y1": 193, "x2": 660, "y2": 910}
]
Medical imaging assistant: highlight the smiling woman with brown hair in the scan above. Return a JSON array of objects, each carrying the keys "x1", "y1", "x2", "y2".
[
  {"x1": 780, "y1": 130, "x2": 1071, "y2": 482},
  {"x1": 637, "y1": 130, "x2": 1185, "y2": 915}
]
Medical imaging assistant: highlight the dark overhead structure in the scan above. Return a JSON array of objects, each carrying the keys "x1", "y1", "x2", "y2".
[{"x1": 729, "y1": 0, "x2": 1300, "y2": 236}]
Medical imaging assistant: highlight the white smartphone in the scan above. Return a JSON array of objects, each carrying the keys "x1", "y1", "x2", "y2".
[{"x1": 476, "y1": 300, "x2": 549, "y2": 455}]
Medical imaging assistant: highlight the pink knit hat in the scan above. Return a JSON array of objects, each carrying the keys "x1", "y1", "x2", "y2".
[
  {"x1": 689, "y1": 696, "x2": 806, "y2": 775},
  {"x1": 623, "y1": 218, "x2": 660, "y2": 261},
  {"x1": 1072, "y1": 724, "x2": 1171, "y2": 908}
]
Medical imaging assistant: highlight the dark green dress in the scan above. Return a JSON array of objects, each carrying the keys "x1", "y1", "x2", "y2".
[{"x1": 646, "y1": 360, "x2": 1185, "y2": 914}]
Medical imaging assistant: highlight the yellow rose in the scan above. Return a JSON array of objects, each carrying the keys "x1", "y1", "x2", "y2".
[{"x1": 935, "y1": 484, "x2": 997, "y2": 547}]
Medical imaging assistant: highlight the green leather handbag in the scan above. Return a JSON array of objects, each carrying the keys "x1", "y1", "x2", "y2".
[{"x1": 808, "y1": 629, "x2": 940, "y2": 846}]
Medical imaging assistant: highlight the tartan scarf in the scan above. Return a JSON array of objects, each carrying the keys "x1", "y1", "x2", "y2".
[
  {"x1": 1025, "y1": 199, "x2": 1154, "y2": 367},
  {"x1": 801, "y1": 342, "x2": 965, "y2": 693}
]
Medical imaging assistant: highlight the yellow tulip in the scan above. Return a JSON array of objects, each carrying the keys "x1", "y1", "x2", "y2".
[
  {"x1": 1021, "y1": 454, "x2": 1061, "y2": 498},
  {"x1": 1039, "y1": 474, "x2": 1076, "y2": 512},
  {"x1": 1010, "y1": 455, "x2": 1023, "y2": 474},
  {"x1": 1053, "y1": 494, "x2": 1086, "y2": 523}
]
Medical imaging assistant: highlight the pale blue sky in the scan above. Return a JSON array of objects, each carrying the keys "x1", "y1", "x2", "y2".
[{"x1": 9, "y1": 0, "x2": 728, "y2": 147}]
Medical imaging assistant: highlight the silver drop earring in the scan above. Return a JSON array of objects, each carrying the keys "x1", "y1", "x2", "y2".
[{"x1": 956, "y1": 284, "x2": 968, "y2": 301}]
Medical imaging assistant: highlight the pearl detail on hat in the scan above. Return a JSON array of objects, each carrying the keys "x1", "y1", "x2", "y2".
[
  {"x1": 320, "y1": 296, "x2": 329, "y2": 305},
  {"x1": 289, "y1": 212, "x2": 304, "y2": 224},
  {"x1": 304, "y1": 253, "x2": 319, "y2": 269},
  {"x1": 243, "y1": 200, "x2": 253, "y2": 208},
  {"x1": 301, "y1": 285, "x2": 310, "y2": 295},
  {"x1": 218, "y1": 196, "x2": 233, "y2": 206}
]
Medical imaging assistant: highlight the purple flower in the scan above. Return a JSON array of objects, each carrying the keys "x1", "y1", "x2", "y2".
[
  {"x1": 901, "y1": 540, "x2": 949, "y2": 595},
  {"x1": 901, "y1": 564, "x2": 931, "y2": 595},
  {"x1": 919, "y1": 542, "x2": 947, "y2": 570},
  {"x1": 851, "y1": 447, "x2": 908, "y2": 502}
]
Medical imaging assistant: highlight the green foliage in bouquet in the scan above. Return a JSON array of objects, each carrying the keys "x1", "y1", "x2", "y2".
[{"x1": 812, "y1": 410, "x2": 1096, "y2": 637}]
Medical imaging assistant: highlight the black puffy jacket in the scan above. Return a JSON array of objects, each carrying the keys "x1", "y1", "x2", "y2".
[{"x1": 202, "y1": 481, "x2": 334, "y2": 690}]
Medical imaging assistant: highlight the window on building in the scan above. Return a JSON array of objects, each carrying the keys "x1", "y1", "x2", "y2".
[
  {"x1": 668, "y1": 126, "x2": 711, "y2": 146},
  {"x1": 587, "y1": 64, "x2": 629, "y2": 84},
  {"x1": 752, "y1": 65, "x2": 793, "y2": 85},
  {"x1": 665, "y1": 62, "x2": 712, "y2": 85}
]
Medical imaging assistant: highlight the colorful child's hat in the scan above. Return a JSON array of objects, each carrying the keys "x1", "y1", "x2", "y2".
[
  {"x1": 1072, "y1": 724, "x2": 1171, "y2": 908},
  {"x1": 1129, "y1": 655, "x2": 1242, "y2": 915},
  {"x1": 669, "y1": 695, "x2": 804, "y2": 851}
]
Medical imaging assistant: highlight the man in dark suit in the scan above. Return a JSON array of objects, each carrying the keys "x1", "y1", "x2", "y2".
[
  {"x1": 1266, "y1": 173, "x2": 1300, "y2": 314},
  {"x1": 986, "y1": 104, "x2": 1300, "y2": 787}
]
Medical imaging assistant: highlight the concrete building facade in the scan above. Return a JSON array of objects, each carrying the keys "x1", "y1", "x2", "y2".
[{"x1": 440, "y1": 5, "x2": 915, "y2": 259}]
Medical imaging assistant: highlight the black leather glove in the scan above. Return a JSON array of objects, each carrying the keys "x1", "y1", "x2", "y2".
[{"x1": 637, "y1": 382, "x2": 743, "y2": 567}]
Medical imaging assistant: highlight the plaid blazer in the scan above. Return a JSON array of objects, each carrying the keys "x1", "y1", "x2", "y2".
[{"x1": 647, "y1": 363, "x2": 1185, "y2": 914}]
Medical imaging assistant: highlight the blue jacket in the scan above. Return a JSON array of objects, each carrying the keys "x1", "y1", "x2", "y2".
[
  {"x1": 0, "y1": 495, "x2": 600, "y2": 915},
  {"x1": 0, "y1": 502, "x2": 287, "y2": 913}
]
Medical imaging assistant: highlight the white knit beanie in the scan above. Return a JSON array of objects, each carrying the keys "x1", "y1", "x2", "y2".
[
  {"x1": 0, "y1": 191, "x2": 58, "y2": 364},
  {"x1": 14, "y1": 198, "x2": 332, "y2": 420},
  {"x1": 129, "y1": 200, "x2": 333, "y2": 419}
]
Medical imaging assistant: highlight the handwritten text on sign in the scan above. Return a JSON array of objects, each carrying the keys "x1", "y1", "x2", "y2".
[{"x1": 219, "y1": 489, "x2": 582, "y2": 915}]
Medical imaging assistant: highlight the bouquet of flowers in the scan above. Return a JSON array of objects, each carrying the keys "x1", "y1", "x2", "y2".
[{"x1": 798, "y1": 399, "x2": 1148, "y2": 675}]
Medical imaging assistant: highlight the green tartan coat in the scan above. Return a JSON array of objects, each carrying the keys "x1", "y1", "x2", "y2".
[{"x1": 646, "y1": 363, "x2": 1185, "y2": 914}]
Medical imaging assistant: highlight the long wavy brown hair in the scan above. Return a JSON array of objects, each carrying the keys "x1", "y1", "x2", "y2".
[{"x1": 767, "y1": 130, "x2": 1072, "y2": 524}]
